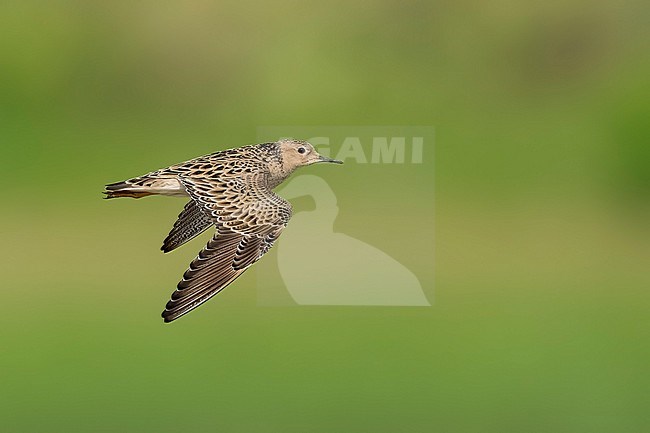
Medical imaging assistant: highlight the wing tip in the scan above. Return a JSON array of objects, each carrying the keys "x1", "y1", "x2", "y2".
[
  {"x1": 105, "y1": 181, "x2": 130, "y2": 191},
  {"x1": 161, "y1": 309, "x2": 176, "y2": 323}
]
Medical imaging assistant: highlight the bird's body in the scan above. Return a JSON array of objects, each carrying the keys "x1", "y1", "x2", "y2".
[{"x1": 104, "y1": 139, "x2": 342, "y2": 322}]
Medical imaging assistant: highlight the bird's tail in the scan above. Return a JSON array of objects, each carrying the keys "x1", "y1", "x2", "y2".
[
  {"x1": 103, "y1": 181, "x2": 155, "y2": 199},
  {"x1": 103, "y1": 175, "x2": 185, "y2": 199}
]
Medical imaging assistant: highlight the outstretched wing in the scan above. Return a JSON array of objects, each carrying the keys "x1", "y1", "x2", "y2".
[
  {"x1": 161, "y1": 200, "x2": 213, "y2": 253},
  {"x1": 161, "y1": 172, "x2": 291, "y2": 322}
]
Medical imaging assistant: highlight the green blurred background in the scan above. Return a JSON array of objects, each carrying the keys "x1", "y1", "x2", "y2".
[{"x1": 1, "y1": 1, "x2": 649, "y2": 432}]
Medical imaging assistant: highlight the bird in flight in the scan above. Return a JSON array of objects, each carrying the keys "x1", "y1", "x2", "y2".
[{"x1": 104, "y1": 139, "x2": 342, "y2": 322}]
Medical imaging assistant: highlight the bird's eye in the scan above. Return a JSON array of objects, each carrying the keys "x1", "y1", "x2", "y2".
[{"x1": 298, "y1": 147, "x2": 306, "y2": 154}]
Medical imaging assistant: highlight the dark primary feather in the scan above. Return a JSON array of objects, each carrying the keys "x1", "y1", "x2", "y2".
[
  {"x1": 161, "y1": 226, "x2": 284, "y2": 322},
  {"x1": 161, "y1": 200, "x2": 213, "y2": 253},
  {"x1": 162, "y1": 230, "x2": 246, "y2": 322}
]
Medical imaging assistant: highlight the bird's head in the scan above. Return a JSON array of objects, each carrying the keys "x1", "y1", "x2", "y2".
[{"x1": 277, "y1": 139, "x2": 343, "y2": 171}]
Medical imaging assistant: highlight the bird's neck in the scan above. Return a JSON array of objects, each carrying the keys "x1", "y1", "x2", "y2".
[
  {"x1": 267, "y1": 165, "x2": 294, "y2": 189},
  {"x1": 264, "y1": 145, "x2": 296, "y2": 189}
]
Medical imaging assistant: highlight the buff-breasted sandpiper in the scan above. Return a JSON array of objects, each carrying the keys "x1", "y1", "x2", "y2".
[{"x1": 104, "y1": 139, "x2": 342, "y2": 322}]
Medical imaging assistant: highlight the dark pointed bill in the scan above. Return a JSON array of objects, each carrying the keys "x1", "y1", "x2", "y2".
[{"x1": 318, "y1": 155, "x2": 343, "y2": 164}]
